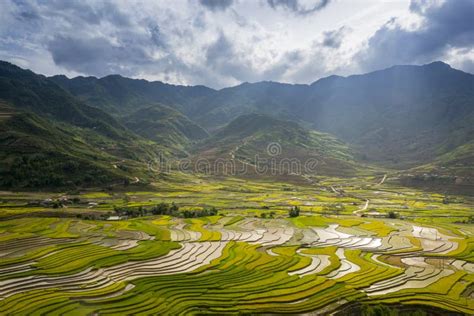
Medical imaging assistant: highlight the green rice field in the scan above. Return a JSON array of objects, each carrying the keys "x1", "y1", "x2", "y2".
[{"x1": 0, "y1": 174, "x2": 473, "y2": 315}]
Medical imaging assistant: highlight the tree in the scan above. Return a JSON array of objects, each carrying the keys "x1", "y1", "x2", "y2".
[
  {"x1": 209, "y1": 207, "x2": 218, "y2": 216},
  {"x1": 182, "y1": 210, "x2": 193, "y2": 218},
  {"x1": 387, "y1": 211, "x2": 398, "y2": 219},
  {"x1": 289, "y1": 206, "x2": 300, "y2": 218},
  {"x1": 170, "y1": 202, "x2": 179, "y2": 214},
  {"x1": 467, "y1": 215, "x2": 474, "y2": 224},
  {"x1": 138, "y1": 206, "x2": 146, "y2": 217},
  {"x1": 123, "y1": 178, "x2": 130, "y2": 187},
  {"x1": 442, "y1": 195, "x2": 450, "y2": 204},
  {"x1": 152, "y1": 202, "x2": 170, "y2": 215}
]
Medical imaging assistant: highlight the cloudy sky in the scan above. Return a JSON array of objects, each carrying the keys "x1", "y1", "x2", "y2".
[{"x1": 1, "y1": 0, "x2": 473, "y2": 88}]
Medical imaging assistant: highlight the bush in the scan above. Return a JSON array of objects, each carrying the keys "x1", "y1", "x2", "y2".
[
  {"x1": 289, "y1": 206, "x2": 300, "y2": 218},
  {"x1": 387, "y1": 211, "x2": 399, "y2": 219},
  {"x1": 469, "y1": 215, "x2": 474, "y2": 223}
]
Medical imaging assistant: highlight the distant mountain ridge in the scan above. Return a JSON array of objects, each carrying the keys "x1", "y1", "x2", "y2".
[
  {"x1": 0, "y1": 61, "x2": 127, "y2": 139},
  {"x1": 49, "y1": 73, "x2": 214, "y2": 115},
  {"x1": 51, "y1": 61, "x2": 474, "y2": 171},
  {"x1": 1, "y1": 59, "x2": 472, "y2": 189}
]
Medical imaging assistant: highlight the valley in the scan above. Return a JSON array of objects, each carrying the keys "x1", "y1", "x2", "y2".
[
  {"x1": 2, "y1": 0, "x2": 473, "y2": 314},
  {"x1": 0, "y1": 59, "x2": 473, "y2": 315}
]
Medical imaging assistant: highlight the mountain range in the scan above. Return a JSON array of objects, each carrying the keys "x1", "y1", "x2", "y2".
[{"x1": 1, "y1": 60, "x2": 473, "y2": 191}]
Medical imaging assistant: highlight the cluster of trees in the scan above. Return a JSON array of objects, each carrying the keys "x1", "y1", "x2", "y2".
[
  {"x1": 76, "y1": 213, "x2": 110, "y2": 221},
  {"x1": 456, "y1": 215, "x2": 474, "y2": 224},
  {"x1": 113, "y1": 202, "x2": 178, "y2": 218},
  {"x1": 182, "y1": 207, "x2": 218, "y2": 218},
  {"x1": 113, "y1": 202, "x2": 219, "y2": 219},
  {"x1": 260, "y1": 211, "x2": 276, "y2": 219},
  {"x1": 288, "y1": 206, "x2": 300, "y2": 218},
  {"x1": 151, "y1": 202, "x2": 180, "y2": 215}
]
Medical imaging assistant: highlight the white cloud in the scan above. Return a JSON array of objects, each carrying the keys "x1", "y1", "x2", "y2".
[
  {"x1": 0, "y1": 0, "x2": 471, "y2": 88},
  {"x1": 356, "y1": 0, "x2": 474, "y2": 72}
]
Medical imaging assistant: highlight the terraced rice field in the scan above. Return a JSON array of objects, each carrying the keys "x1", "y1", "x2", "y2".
[{"x1": 0, "y1": 176, "x2": 473, "y2": 315}]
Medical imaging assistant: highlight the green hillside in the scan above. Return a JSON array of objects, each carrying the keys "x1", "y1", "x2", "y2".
[
  {"x1": 123, "y1": 105, "x2": 208, "y2": 156},
  {"x1": 193, "y1": 113, "x2": 360, "y2": 177},
  {"x1": 0, "y1": 62, "x2": 129, "y2": 140},
  {"x1": 0, "y1": 104, "x2": 123, "y2": 187},
  {"x1": 52, "y1": 62, "x2": 474, "y2": 173},
  {"x1": 188, "y1": 63, "x2": 474, "y2": 170},
  {"x1": 1, "y1": 60, "x2": 472, "y2": 189},
  {"x1": 0, "y1": 63, "x2": 169, "y2": 189}
]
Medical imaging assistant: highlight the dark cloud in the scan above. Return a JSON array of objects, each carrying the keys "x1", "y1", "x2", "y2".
[
  {"x1": 358, "y1": 0, "x2": 474, "y2": 70},
  {"x1": 2, "y1": 0, "x2": 472, "y2": 88},
  {"x1": 13, "y1": 0, "x2": 40, "y2": 21},
  {"x1": 22, "y1": 0, "x2": 131, "y2": 26},
  {"x1": 47, "y1": 33, "x2": 194, "y2": 83},
  {"x1": 148, "y1": 24, "x2": 166, "y2": 48},
  {"x1": 205, "y1": 32, "x2": 256, "y2": 82},
  {"x1": 206, "y1": 33, "x2": 234, "y2": 62},
  {"x1": 267, "y1": 0, "x2": 330, "y2": 15},
  {"x1": 199, "y1": 0, "x2": 234, "y2": 11},
  {"x1": 322, "y1": 27, "x2": 348, "y2": 48},
  {"x1": 7, "y1": 0, "x2": 170, "y2": 78},
  {"x1": 47, "y1": 36, "x2": 151, "y2": 76}
]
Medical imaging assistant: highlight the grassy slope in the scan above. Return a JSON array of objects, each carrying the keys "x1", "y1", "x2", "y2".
[
  {"x1": 427, "y1": 141, "x2": 474, "y2": 176},
  {"x1": 193, "y1": 113, "x2": 361, "y2": 176},
  {"x1": 189, "y1": 63, "x2": 474, "y2": 172},
  {"x1": 123, "y1": 105, "x2": 208, "y2": 156},
  {"x1": 0, "y1": 61, "x2": 173, "y2": 189},
  {"x1": 0, "y1": 104, "x2": 134, "y2": 188},
  {"x1": 51, "y1": 62, "x2": 474, "y2": 175}
]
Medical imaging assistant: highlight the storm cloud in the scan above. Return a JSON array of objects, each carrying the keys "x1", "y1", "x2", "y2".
[
  {"x1": 358, "y1": 0, "x2": 474, "y2": 71},
  {"x1": 199, "y1": 0, "x2": 234, "y2": 11},
  {"x1": 0, "y1": 0, "x2": 472, "y2": 88},
  {"x1": 266, "y1": 0, "x2": 331, "y2": 15},
  {"x1": 322, "y1": 27, "x2": 349, "y2": 49}
]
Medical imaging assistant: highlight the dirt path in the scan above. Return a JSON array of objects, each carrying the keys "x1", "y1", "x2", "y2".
[
  {"x1": 353, "y1": 199, "x2": 369, "y2": 216},
  {"x1": 377, "y1": 174, "x2": 387, "y2": 185},
  {"x1": 330, "y1": 186, "x2": 344, "y2": 195}
]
